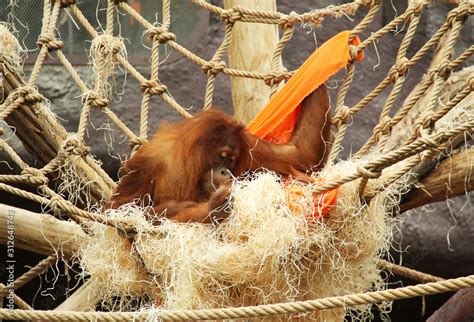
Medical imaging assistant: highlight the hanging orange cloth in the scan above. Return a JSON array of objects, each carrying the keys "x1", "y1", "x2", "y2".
[
  {"x1": 286, "y1": 178, "x2": 340, "y2": 220},
  {"x1": 246, "y1": 30, "x2": 363, "y2": 219},
  {"x1": 246, "y1": 30, "x2": 363, "y2": 143}
]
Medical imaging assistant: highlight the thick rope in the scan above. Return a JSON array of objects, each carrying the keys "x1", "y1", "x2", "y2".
[
  {"x1": 0, "y1": 256, "x2": 57, "y2": 296},
  {"x1": 0, "y1": 284, "x2": 33, "y2": 311},
  {"x1": 0, "y1": 275, "x2": 472, "y2": 321},
  {"x1": 377, "y1": 259, "x2": 444, "y2": 283},
  {"x1": 356, "y1": 8, "x2": 422, "y2": 195}
]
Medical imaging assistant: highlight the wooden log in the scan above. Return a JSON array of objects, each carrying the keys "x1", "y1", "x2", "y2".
[
  {"x1": 387, "y1": 66, "x2": 473, "y2": 150},
  {"x1": 0, "y1": 283, "x2": 33, "y2": 311},
  {"x1": 224, "y1": 0, "x2": 281, "y2": 124},
  {"x1": 0, "y1": 204, "x2": 102, "y2": 311},
  {"x1": 435, "y1": 0, "x2": 464, "y2": 3},
  {"x1": 0, "y1": 204, "x2": 88, "y2": 258},
  {"x1": 400, "y1": 148, "x2": 473, "y2": 212},
  {"x1": 384, "y1": 68, "x2": 473, "y2": 213},
  {"x1": 427, "y1": 287, "x2": 474, "y2": 322},
  {"x1": 0, "y1": 44, "x2": 115, "y2": 203},
  {"x1": 385, "y1": 0, "x2": 470, "y2": 150},
  {"x1": 54, "y1": 279, "x2": 100, "y2": 312}
]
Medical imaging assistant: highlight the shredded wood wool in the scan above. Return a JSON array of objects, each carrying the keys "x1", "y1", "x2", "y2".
[{"x1": 80, "y1": 158, "x2": 407, "y2": 320}]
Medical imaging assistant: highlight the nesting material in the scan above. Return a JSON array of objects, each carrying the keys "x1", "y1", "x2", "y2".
[
  {"x1": 89, "y1": 34, "x2": 126, "y2": 99},
  {"x1": 81, "y1": 158, "x2": 404, "y2": 319},
  {"x1": 80, "y1": 225, "x2": 154, "y2": 298},
  {"x1": 55, "y1": 134, "x2": 104, "y2": 205},
  {"x1": 0, "y1": 22, "x2": 24, "y2": 75}
]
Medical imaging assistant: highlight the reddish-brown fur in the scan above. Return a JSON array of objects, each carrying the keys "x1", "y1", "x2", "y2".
[{"x1": 108, "y1": 85, "x2": 332, "y2": 224}]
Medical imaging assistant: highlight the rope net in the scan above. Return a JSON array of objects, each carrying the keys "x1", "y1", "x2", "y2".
[{"x1": 0, "y1": 0, "x2": 472, "y2": 320}]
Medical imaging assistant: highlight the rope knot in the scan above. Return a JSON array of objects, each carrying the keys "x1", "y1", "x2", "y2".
[
  {"x1": 356, "y1": 166, "x2": 381, "y2": 179},
  {"x1": 49, "y1": 195, "x2": 63, "y2": 213},
  {"x1": 389, "y1": 57, "x2": 409, "y2": 82},
  {"x1": 37, "y1": 36, "x2": 64, "y2": 51},
  {"x1": 421, "y1": 114, "x2": 434, "y2": 130},
  {"x1": 360, "y1": 0, "x2": 381, "y2": 6},
  {"x1": 91, "y1": 35, "x2": 124, "y2": 57},
  {"x1": 447, "y1": 3, "x2": 469, "y2": 25},
  {"x1": 373, "y1": 116, "x2": 392, "y2": 136},
  {"x1": 9, "y1": 86, "x2": 43, "y2": 105},
  {"x1": 413, "y1": 118, "x2": 428, "y2": 138},
  {"x1": 62, "y1": 138, "x2": 90, "y2": 157},
  {"x1": 407, "y1": 0, "x2": 424, "y2": 17},
  {"x1": 418, "y1": 137, "x2": 438, "y2": 149},
  {"x1": 129, "y1": 137, "x2": 147, "y2": 150},
  {"x1": 366, "y1": 0, "x2": 382, "y2": 7},
  {"x1": 21, "y1": 167, "x2": 49, "y2": 186},
  {"x1": 202, "y1": 61, "x2": 226, "y2": 76},
  {"x1": 469, "y1": 77, "x2": 474, "y2": 91},
  {"x1": 148, "y1": 26, "x2": 176, "y2": 43},
  {"x1": 349, "y1": 45, "x2": 361, "y2": 62},
  {"x1": 434, "y1": 61, "x2": 451, "y2": 79},
  {"x1": 140, "y1": 80, "x2": 167, "y2": 96},
  {"x1": 332, "y1": 105, "x2": 351, "y2": 126},
  {"x1": 21, "y1": 167, "x2": 42, "y2": 178},
  {"x1": 83, "y1": 91, "x2": 109, "y2": 109},
  {"x1": 263, "y1": 69, "x2": 288, "y2": 87},
  {"x1": 278, "y1": 12, "x2": 298, "y2": 29},
  {"x1": 57, "y1": 0, "x2": 76, "y2": 8},
  {"x1": 380, "y1": 116, "x2": 392, "y2": 135},
  {"x1": 427, "y1": 68, "x2": 439, "y2": 83},
  {"x1": 221, "y1": 8, "x2": 243, "y2": 24}
]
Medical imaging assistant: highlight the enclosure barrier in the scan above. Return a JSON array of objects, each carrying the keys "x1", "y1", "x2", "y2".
[{"x1": 0, "y1": 0, "x2": 472, "y2": 319}]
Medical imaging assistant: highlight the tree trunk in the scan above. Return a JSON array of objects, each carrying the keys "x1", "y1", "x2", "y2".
[
  {"x1": 0, "y1": 204, "x2": 87, "y2": 258},
  {"x1": 224, "y1": 0, "x2": 281, "y2": 124}
]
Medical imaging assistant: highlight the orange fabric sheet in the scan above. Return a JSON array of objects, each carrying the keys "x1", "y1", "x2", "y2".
[
  {"x1": 246, "y1": 30, "x2": 363, "y2": 143},
  {"x1": 286, "y1": 178, "x2": 340, "y2": 221},
  {"x1": 247, "y1": 31, "x2": 362, "y2": 219}
]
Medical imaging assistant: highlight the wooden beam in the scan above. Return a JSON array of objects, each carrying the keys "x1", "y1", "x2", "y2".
[
  {"x1": 387, "y1": 66, "x2": 473, "y2": 151},
  {"x1": 0, "y1": 204, "x2": 87, "y2": 258},
  {"x1": 434, "y1": 0, "x2": 463, "y2": 3},
  {"x1": 0, "y1": 28, "x2": 115, "y2": 203},
  {"x1": 400, "y1": 148, "x2": 473, "y2": 212},
  {"x1": 54, "y1": 279, "x2": 100, "y2": 312},
  {"x1": 0, "y1": 283, "x2": 33, "y2": 311},
  {"x1": 427, "y1": 287, "x2": 474, "y2": 322},
  {"x1": 0, "y1": 205, "x2": 102, "y2": 311},
  {"x1": 224, "y1": 0, "x2": 281, "y2": 124}
]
